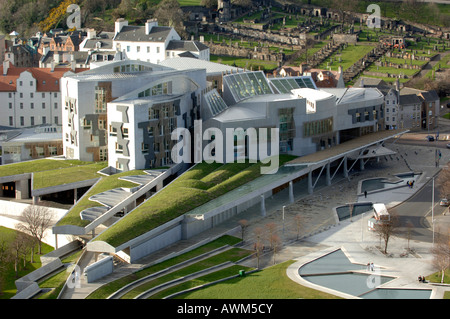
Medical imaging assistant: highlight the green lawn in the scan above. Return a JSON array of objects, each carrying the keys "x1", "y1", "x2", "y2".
[
  {"x1": 33, "y1": 161, "x2": 107, "y2": 190},
  {"x1": 86, "y1": 235, "x2": 242, "y2": 299},
  {"x1": 120, "y1": 247, "x2": 252, "y2": 299},
  {"x1": 366, "y1": 64, "x2": 420, "y2": 77},
  {"x1": 210, "y1": 55, "x2": 279, "y2": 72},
  {"x1": 94, "y1": 157, "x2": 295, "y2": 248},
  {"x1": 0, "y1": 226, "x2": 54, "y2": 299},
  {"x1": 318, "y1": 44, "x2": 375, "y2": 72},
  {"x1": 55, "y1": 169, "x2": 149, "y2": 228},
  {"x1": 0, "y1": 159, "x2": 93, "y2": 178},
  {"x1": 149, "y1": 265, "x2": 253, "y2": 299},
  {"x1": 176, "y1": 260, "x2": 341, "y2": 299}
]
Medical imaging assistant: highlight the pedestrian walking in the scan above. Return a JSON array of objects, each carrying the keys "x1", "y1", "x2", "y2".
[{"x1": 364, "y1": 190, "x2": 367, "y2": 198}]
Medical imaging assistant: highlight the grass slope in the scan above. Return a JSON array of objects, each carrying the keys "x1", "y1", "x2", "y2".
[
  {"x1": 176, "y1": 260, "x2": 341, "y2": 299},
  {"x1": 94, "y1": 156, "x2": 295, "y2": 247}
]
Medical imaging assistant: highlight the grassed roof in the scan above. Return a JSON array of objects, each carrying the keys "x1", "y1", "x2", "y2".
[{"x1": 0, "y1": 159, "x2": 94, "y2": 178}]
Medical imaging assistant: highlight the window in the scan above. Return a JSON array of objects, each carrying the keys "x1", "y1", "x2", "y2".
[
  {"x1": 20, "y1": 116, "x2": 24, "y2": 126},
  {"x1": 31, "y1": 103, "x2": 34, "y2": 109},
  {"x1": 9, "y1": 117, "x2": 13, "y2": 126},
  {"x1": 42, "y1": 116, "x2": 46, "y2": 124},
  {"x1": 54, "y1": 116, "x2": 58, "y2": 125},
  {"x1": 157, "y1": 47, "x2": 160, "y2": 53},
  {"x1": 20, "y1": 93, "x2": 23, "y2": 98},
  {"x1": 127, "y1": 46, "x2": 130, "y2": 52},
  {"x1": 122, "y1": 127, "x2": 129, "y2": 138},
  {"x1": 30, "y1": 93, "x2": 33, "y2": 98},
  {"x1": 49, "y1": 146, "x2": 58, "y2": 156},
  {"x1": 99, "y1": 148, "x2": 107, "y2": 161},
  {"x1": 30, "y1": 81, "x2": 33, "y2": 86},
  {"x1": 30, "y1": 117, "x2": 34, "y2": 126},
  {"x1": 54, "y1": 102, "x2": 58, "y2": 109},
  {"x1": 42, "y1": 93, "x2": 45, "y2": 98},
  {"x1": 142, "y1": 143, "x2": 149, "y2": 153},
  {"x1": 147, "y1": 46, "x2": 150, "y2": 53},
  {"x1": 9, "y1": 103, "x2": 12, "y2": 109},
  {"x1": 42, "y1": 102, "x2": 46, "y2": 109},
  {"x1": 137, "y1": 46, "x2": 140, "y2": 52},
  {"x1": 115, "y1": 142, "x2": 123, "y2": 153},
  {"x1": 20, "y1": 103, "x2": 23, "y2": 109},
  {"x1": 95, "y1": 86, "x2": 107, "y2": 113},
  {"x1": 109, "y1": 125, "x2": 117, "y2": 136}
]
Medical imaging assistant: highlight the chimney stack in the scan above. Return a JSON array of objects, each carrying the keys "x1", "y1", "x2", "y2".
[
  {"x1": 3, "y1": 60, "x2": 9, "y2": 76},
  {"x1": 115, "y1": 18, "x2": 128, "y2": 35},
  {"x1": 145, "y1": 19, "x2": 158, "y2": 35}
]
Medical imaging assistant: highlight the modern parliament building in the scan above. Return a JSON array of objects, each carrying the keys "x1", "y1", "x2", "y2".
[{"x1": 60, "y1": 57, "x2": 386, "y2": 171}]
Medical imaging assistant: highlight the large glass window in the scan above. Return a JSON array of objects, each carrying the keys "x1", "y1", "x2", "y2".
[{"x1": 95, "y1": 86, "x2": 107, "y2": 113}]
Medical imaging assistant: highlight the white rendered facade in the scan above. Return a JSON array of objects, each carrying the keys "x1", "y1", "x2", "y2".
[
  {"x1": 0, "y1": 64, "x2": 70, "y2": 128},
  {"x1": 113, "y1": 19, "x2": 209, "y2": 64},
  {"x1": 107, "y1": 71, "x2": 206, "y2": 171},
  {"x1": 61, "y1": 59, "x2": 206, "y2": 168}
]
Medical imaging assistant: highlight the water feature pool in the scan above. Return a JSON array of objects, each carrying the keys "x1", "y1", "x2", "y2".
[
  {"x1": 360, "y1": 173, "x2": 421, "y2": 194},
  {"x1": 298, "y1": 249, "x2": 431, "y2": 299},
  {"x1": 335, "y1": 203, "x2": 373, "y2": 221}
]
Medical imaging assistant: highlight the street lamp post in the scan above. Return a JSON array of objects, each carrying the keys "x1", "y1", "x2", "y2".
[{"x1": 432, "y1": 177, "x2": 435, "y2": 245}]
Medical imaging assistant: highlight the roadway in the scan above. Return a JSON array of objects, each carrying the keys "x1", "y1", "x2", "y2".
[{"x1": 395, "y1": 169, "x2": 449, "y2": 243}]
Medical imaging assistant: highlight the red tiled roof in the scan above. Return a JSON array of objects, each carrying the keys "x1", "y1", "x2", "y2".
[{"x1": 0, "y1": 65, "x2": 88, "y2": 92}]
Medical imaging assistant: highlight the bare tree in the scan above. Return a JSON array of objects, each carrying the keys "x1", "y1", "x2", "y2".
[
  {"x1": 10, "y1": 232, "x2": 29, "y2": 278},
  {"x1": 0, "y1": 234, "x2": 12, "y2": 295},
  {"x1": 374, "y1": 209, "x2": 399, "y2": 254},
  {"x1": 294, "y1": 214, "x2": 302, "y2": 240},
  {"x1": 348, "y1": 203, "x2": 354, "y2": 222},
  {"x1": 265, "y1": 222, "x2": 278, "y2": 251},
  {"x1": 16, "y1": 205, "x2": 54, "y2": 255},
  {"x1": 271, "y1": 234, "x2": 282, "y2": 265},
  {"x1": 437, "y1": 163, "x2": 450, "y2": 200},
  {"x1": 154, "y1": 0, "x2": 187, "y2": 38},
  {"x1": 238, "y1": 219, "x2": 249, "y2": 243},
  {"x1": 431, "y1": 235, "x2": 450, "y2": 283},
  {"x1": 253, "y1": 227, "x2": 264, "y2": 269}
]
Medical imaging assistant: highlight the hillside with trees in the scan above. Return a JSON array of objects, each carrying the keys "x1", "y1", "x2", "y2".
[{"x1": 1, "y1": 0, "x2": 448, "y2": 38}]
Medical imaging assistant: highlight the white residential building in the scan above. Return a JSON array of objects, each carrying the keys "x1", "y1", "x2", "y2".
[
  {"x1": 113, "y1": 19, "x2": 209, "y2": 64},
  {"x1": 0, "y1": 61, "x2": 85, "y2": 129}
]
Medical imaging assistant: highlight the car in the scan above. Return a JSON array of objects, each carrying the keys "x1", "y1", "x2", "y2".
[
  {"x1": 426, "y1": 135, "x2": 435, "y2": 141},
  {"x1": 447, "y1": 143, "x2": 450, "y2": 149},
  {"x1": 440, "y1": 198, "x2": 449, "y2": 206}
]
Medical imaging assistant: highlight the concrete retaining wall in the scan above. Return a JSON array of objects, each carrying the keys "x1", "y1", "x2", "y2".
[{"x1": 84, "y1": 255, "x2": 113, "y2": 283}]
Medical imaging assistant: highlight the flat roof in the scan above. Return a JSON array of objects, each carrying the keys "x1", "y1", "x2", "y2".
[
  {"x1": 159, "y1": 57, "x2": 243, "y2": 75},
  {"x1": 287, "y1": 129, "x2": 409, "y2": 165},
  {"x1": 292, "y1": 87, "x2": 334, "y2": 101}
]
